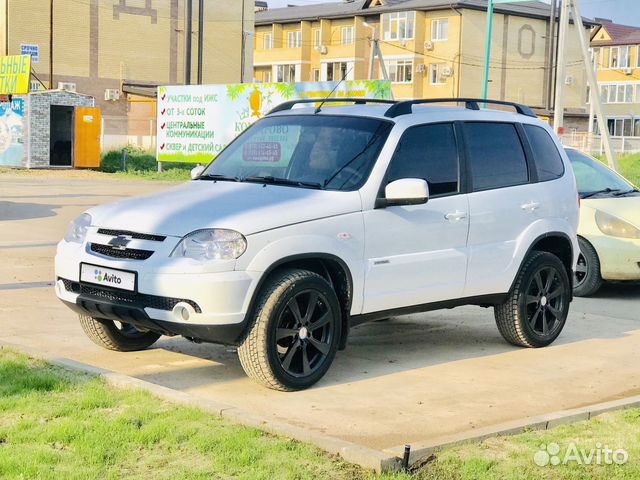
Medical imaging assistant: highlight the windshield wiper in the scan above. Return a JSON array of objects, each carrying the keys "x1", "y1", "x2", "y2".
[
  {"x1": 242, "y1": 175, "x2": 323, "y2": 189},
  {"x1": 613, "y1": 188, "x2": 640, "y2": 196},
  {"x1": 197, "y1": 174, "x2": 241, "y2": 182},
  {"x1": 581, "y1": 188, "x2": 620, "y2": 199}
]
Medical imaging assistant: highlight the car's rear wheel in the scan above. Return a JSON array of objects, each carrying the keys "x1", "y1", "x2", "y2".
[
  {"x1": 495, "y1": 251, "x2": 570, "y2": 348},
  {"x1": 238, "y1": 269, "x2": 341, "y2": 391},
  {"x1": 573, "y1": 237, "x2": 603, "y2": 297},
  {"x1": 79, "y1": 315, "x2": 161, "y2": 351}
]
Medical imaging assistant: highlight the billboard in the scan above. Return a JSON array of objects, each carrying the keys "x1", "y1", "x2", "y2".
[
  {"x1": 0, "y1": 55, "x2": 31, "y2": 95},
  {"x1": 156, "y1": 80, "x2": 392, "y2": 164},
  {"x1": 0, "y1": 98, "x2": 25, "y2": 167}
]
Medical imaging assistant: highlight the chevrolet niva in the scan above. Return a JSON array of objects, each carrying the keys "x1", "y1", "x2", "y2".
[{"x1": 55, "y1": 98, "x2": 580, "y2": 391}]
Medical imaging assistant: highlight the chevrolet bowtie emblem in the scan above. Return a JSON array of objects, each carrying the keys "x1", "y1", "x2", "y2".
[{"x1": 108, "y1": 235, "x2": 132, "y2": 250}]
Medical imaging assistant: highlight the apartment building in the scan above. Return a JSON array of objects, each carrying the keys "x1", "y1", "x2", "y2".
[
  {"x1": 591, "y1": 19, "x2": 640, "y2": 137},
  {"x1": 254, "y1": 0, "x2": 591, "y2": 117},
  {"x1": 0, "y1": 0, "x2": 254, "y2": 149}
]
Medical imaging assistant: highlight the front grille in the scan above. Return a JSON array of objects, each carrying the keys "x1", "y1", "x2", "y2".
[
  {"x1": 90, "y1": 243, "x2": 154, "y2": 260},
  {"x1": 60, "y1": 278, "x2": 201, "y2": 313},
  {"x1": 97, "y1": 229, "x2": 166, "y2": 242}
]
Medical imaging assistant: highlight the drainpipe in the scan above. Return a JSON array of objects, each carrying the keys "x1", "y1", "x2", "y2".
[{"x1": 450, "y1": 3, "x2": 463, "y2": 97}]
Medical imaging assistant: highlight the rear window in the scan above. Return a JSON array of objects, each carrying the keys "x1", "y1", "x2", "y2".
[
  {"x1": 463, "y1": 122, "x2": 529, "y2": 191},
  {"x1": 523, "y1": 124, "x2": 564, "y2": 181}
]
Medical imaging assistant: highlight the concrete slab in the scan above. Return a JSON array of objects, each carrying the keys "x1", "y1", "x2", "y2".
[{"x1": 2, "y1": 172, "x2": 640, "y2": 471}]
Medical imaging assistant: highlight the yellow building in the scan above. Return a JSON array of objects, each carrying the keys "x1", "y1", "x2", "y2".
[
  {"x1": 0, "y1": 0, "x2": 254, "y2": 149},
  {"x1": 254, "y1": 0, "x2": 590, "y2": 117},
  {"x1": 591, "y1": 19, "x2": 640, "y2": 137}
]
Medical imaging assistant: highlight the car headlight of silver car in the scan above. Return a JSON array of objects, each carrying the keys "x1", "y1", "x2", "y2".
[
  {"x1": 595, "y1": 211, "x2": 640, "y2": 239},
  {"x1": 170, "y1": 229, "x2": 247, "y2": 260},
  {"x1": 64, "y1": 213, "x2": 92, "y2": 244}
]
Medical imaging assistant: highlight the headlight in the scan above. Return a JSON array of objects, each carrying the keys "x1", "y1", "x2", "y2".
[
  {"x1": 595, "y1": 211, "x2": 640, "y2": 239},
  {"x1": 170, "y1": 229, "x2": 247, "y2": 261},
  {"x1": 64, "y1": 213, "x2": 92, "y2": 243}
]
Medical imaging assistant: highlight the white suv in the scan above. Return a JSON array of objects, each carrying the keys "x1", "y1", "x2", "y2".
[{"x1": 55, "y1": 98, "x2": 579, "y2": 391}]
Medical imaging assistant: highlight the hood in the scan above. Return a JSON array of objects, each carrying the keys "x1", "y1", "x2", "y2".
[
  {"x1": 583, "y1": 195, "x2": 640, "y2": 227},
  {"x1": 87, "y1": 181, "x2": 363, "y2": 237}
]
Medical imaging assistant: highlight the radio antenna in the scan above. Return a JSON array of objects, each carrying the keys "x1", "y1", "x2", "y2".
[{"x1": 314, "y1": 66, "x2": 353, "y2": 114}]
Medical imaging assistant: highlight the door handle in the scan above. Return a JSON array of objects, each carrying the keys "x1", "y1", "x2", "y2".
[
  {"x1": 521, "y1": 201, "x2": 541, "y2": 212},
  {"x1": 445, "y1": 211, "x2": 468, "y2": 221}
]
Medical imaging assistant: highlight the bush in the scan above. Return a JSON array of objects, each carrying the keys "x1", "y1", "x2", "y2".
[{"x1": 99, "y1": 147, "x2": 194, "y2": 174}]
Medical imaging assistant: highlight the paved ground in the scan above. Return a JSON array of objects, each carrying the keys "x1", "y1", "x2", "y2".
[{"x1": 2, "y1": 171, "x2": 640, "y2": 458}]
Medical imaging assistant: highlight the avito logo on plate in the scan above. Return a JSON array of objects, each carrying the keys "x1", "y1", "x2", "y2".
[{"x1": 94, "y1": 269, "x2": 122, "y2": 286}]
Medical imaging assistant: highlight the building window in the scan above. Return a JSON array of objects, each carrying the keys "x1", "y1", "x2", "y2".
[
  {"x1": 590, "y1": 47, "x2": 600, "y2": 68},
  {"x1": 287, "y1": 31, "x2": 301, "y2": 48},
  {"x1": 386, "y1": 59, "x2": 413, "y2": 83},
  {"x1": 429, "y1": 63, "x2": 447, "y2": 85},
  {"x1": 341, "y1": 26, "x2": 355, "y2": 45},
  {"x1": 276, "y1": 64, "x2": 296, "y2": 82},
  {"x1": 313, "y1": 28, "x2": 321, "y2": 48},
  {"x1": 609, "y1": 45, "x2": 630, "y2": 69},
  {"x1": 382, "y1": 11, "x2": 415, "y2": 41},
  {"x1": 312, "y1": 68, "x2": 320, "y2": 82},
  {"x1": 431, "y1": 19, "x2": 448, "y2": 41},
  {"x1": 599, "y1": 83, "x2": 636, "y2": 104},
  {"x1": 263, "y1": 33, "x2": 273, "y2": 50},
  {"x1": 327, "y1": 62, "x2": 348, "y2": 81}
]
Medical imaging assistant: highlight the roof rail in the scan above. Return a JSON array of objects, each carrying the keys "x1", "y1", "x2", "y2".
[
  {"x1": 384, "y1": 98, "x2": 537, "y2": 118},
  {"x1": 267, "y1": 98, "x2": 397, "y2": 115}
]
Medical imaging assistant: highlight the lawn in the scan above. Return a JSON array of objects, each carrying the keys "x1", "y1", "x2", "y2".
[
  {"x1": 608, "y1": 153, "x2": 640, "y2": 186},
  {"x1": 2, "y1": 348, "x2": 639, "y2": 479}
]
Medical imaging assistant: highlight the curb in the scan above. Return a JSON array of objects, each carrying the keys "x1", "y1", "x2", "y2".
[
  {"x1": 5, "y1": 340, "x2": 640, "y2": 472},
  {"x1": 0, "y1": 341, "x2": 400, "y2": 473}
]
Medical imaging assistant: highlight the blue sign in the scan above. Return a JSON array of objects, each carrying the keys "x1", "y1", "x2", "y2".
[
  {"x1": 0, "y1": 97, "x2": 25, "y2": 167},
  {"x1": 20, "y1": 44, "x2": 39, "y2": 64}
]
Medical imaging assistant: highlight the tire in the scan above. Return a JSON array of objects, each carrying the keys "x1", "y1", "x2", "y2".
[
  {"x1": 573, "y1": 237, "x2": 603, "y2": 297},
  {"x1": 79, "y1": 315, "x2": 161, "y2": 352},
  {"x1": 495, "y1": 251, "x2": 571, "y2": 348},
  {"x1": 238, "y1": 269, "x2": 342, "y2": 391}
]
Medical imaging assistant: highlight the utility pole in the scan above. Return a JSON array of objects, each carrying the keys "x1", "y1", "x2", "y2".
[
  {"x1": 570, "y1": 0, "x2": 618, "y2": 171},
  {"x1": 364, "y1": 23, "x2": 390, "y2": 86},
  {"x1": 553, "y1": 0, "x2": 569, "y2": 133},
  {"x1": 49, "y1": 0, "x2": 54, "y2": 89},
  {"x1": 481, "y1": 0, "x2": 495, "y2": 100},
  {"x1": 185, "y1": 0, "x2": 193, "y2": 85},
  {"x1": 240, "y1": 0, "x2": 246, "y2": 82},
  {"x1": 197, "y1": 0, "x2": 204, "y2": 84},
  {"x1": 545, "y1": 0, "x2": 558, "y2": 110}
]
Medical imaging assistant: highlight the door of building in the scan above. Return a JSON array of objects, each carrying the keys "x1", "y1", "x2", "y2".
[{"x1": 74, "y1": 107, "x2": 101, "y2": 168}]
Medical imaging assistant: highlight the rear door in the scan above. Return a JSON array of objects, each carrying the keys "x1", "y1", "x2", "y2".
[
  {"x1": 74, "y1": 107, "x2": 102, "y2": 168},
  {"x1": 461, "y1": 122, "x2": 542, "y2": 297}
]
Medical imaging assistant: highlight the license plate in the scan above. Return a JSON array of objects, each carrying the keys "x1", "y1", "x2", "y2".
[{"x1": 80, "y1": 263, "x2": 136, "y2": 291}]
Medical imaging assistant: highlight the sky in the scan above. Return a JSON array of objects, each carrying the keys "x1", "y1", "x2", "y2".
[{"x1": 266, "y1": 0, "x2": 640, "y2": 27}]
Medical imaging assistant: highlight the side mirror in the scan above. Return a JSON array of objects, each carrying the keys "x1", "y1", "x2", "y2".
[
  {"x1": 378, "y1": 178, "x2": 429, "y2": 208},
  {"x1": 191, "y1": 164, "x2": 206, "y2": 180}
]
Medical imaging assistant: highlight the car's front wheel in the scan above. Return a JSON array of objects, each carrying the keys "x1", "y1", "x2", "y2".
[
  {"x1": 495, "y1": 251, "x2": 570, "y2": 348},
  {"x1": 573, "y1": 237, "x2": 603, "y2": 297},
  {"x1": 238, "y1": 269, "x2": 342, "y2": 391},
  {"x1": 79, "y1": 315, "x2": 161, "y2": 351}
]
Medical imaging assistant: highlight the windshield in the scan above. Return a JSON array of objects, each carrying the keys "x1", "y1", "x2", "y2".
[
  {"x1": 201, "y1": 115, "x2": 392, "y2": 191},
  {"x1": 565, "y1": 149, "x2": 635, "y2": 197}
]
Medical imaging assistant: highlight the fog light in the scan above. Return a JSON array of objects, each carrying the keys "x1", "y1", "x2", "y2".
[
  {"x1": 55, "y1": 279, "x2": 65, "y2": 296},
  {"x1": 172, "y1": 302, "x2": 195, "y2": 322}
]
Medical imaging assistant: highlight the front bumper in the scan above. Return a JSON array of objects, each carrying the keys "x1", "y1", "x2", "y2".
[
  {"x1": 55, "y1": 238, "x2": 261, "y2": 345},
  {"x1": 589, "y1": 235, "x2": 640, "y2": 281}
]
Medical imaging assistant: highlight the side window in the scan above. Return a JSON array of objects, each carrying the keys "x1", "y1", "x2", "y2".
[
  {"x1": 464, "y1": 122, "x2": 528, "y2": 191},
  {"x1": 386, "y1": 123, "x2": 459, "y2": 196},
  {"x1": 523, "y1": 124, "x2": 565, "y2": 181}
]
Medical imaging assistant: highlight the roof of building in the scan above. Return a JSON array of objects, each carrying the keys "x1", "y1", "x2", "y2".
[
  {"x1": 256, "y1": 0, "x2": 590, "y2": 25},
  {"x1": 591, "y1": 19, "x2": 640, "y2": 46}
]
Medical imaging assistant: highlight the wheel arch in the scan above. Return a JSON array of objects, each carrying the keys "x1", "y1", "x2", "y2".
[{"x1": 244, "y1": 253, "x2": 354, "y2": 350}]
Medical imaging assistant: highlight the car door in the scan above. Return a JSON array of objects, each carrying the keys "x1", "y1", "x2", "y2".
[
  {"x1": 461, "y1": 122, "x2": 542, "y2": 297},
  {"x1": 362, "y1": 122, "x2": 470, "y2": 314}
]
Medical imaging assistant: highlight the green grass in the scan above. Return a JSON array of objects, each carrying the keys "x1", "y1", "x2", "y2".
[
  {"x1": 1, "y1": 348, "x2": 639, "y2": 479},
  {"x1": 99, "y1": 148, "x2": 193, "y2": 182},
  {"x1": 595, "y1": 152, "x2": 640, "y2": 186},
  {"x1": 0, "y1": 349, "x2": 401, "y2": 480}
]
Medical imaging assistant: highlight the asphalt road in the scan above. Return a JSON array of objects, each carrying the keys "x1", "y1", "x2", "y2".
[{"x1": 1, "y1": 171, "x2": 639, "y2": 457}]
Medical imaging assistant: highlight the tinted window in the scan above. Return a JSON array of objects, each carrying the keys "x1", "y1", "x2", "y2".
[
  {"x1": 524, "y1": 124, "x2": 564, "y2": 181},
  {"x1": 464, "y1": 123, "x2": 528, "y2": 191},
  {"x1": 386, "y1": 123, "x2": 459, "y2": 196},
  {"x1": 565, "y1": 148, "x2": 633, "y2": 195}
]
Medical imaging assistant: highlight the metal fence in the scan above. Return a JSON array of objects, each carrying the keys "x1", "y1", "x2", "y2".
[{"x1": 559, "y1": 132, "x2": 640, "y2": 156}]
